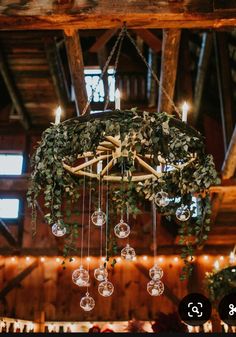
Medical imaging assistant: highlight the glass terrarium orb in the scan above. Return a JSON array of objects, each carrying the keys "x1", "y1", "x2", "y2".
[
  {"x1": 80, "y1": 292, "x2": 95, "y2": 311},
  {"x1": 155, "y1": 191, "x2": 169, "y2": 207},
  {"x1": 147, "y1": 280, "x2": 164, "y2": 296},
  {"x1": 149, "y1": 264, "x2": 163, "y2": 281},
  {"x1": 94, "y1": 265, "x2": 108, "y2": 282},
  {"x1": 121, "y1": 244, "x2": 136, "y2": 261},
  {"x1": 72, "y1": 266, "x2": 89, "y2": 287},
  {"x1": 98, "y1": 280, "x2": 114, "y2": 297},
  {"x1": 91, "y1": 208, "x2": 106, "y2": 226},
  {"x1": 114, "y1": 219, "x2": 130, "y2": 238},
  {"x1": 176, "y1": 204, "x2": 191, "y2": 221},
  {"x1": 51, "y1": 222, "x2": 67, "y2": 237}
]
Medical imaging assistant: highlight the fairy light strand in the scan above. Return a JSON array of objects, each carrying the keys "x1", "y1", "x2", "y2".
[{"x1": 80, "y1": 174, "x2": 86, "y2": 266}]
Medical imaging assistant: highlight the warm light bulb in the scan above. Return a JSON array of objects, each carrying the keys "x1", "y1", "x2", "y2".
[
  {"x1": 11, "y1": 257, "x2": 15, "y2": 262},
  {"x1": 101, "y1": 257, "x2": 106, "y2": 262},
  {"x1": 214, "y1": 260, "x2": 220, "y2": 270},
  {"x1": 220, "y1": 256, "x2": 224, "y2": 261},
  {"x1": 55, "y1": 106, "x2": 62, "y2": 125},
  {"x1": 174, "y1": 257, "x2": 179, "y2": 262},
  {"x1": 158, "y1": 257, "x2": 164, "y2": 263},
  {"x1": 40, "y1": 257, "x2": 45, "y2": 262},
  {"x1": 26, "y1": 256, "x2": 30, "y2": 262},
  {"x1": 143, "y1": 255, "x2": 148, "y2": 261},
  {"x1": 204, "y1": 255, "x2": 209, "y2": 261},
  {"x1": 86, "y1": 257, "x2": 91, "y2": 262},
  {"x1": 117, "y1": 257, "x2": 121, "y2": 263},
  {"x1": 56, "y1": 257, "x2": 60, "y2": 263}
]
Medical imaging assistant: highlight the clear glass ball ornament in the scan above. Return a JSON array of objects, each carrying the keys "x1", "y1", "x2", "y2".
[
  {"x1": 51, "y1": 221, "x2": 67, "y2": 237},
  {"x1": 80, "y1": 292, "x2": 95, "y2": 311},
  {"x1": 149, "y1": 264, "x2": 163, "y2": 281},
  {"x1": 121, "y1": 244, "x2": 136, "y2": 261},
  {"x1": 155, "y1": 190, "x2": 169, "y2": 207},
  {"x1": 147, "y1": 280, "x2": 164, "y2": 296},
  {"x1": 91, "y1": 208, "x2": 106, "y2": 226},
  {"x1": 94, "y1": 265, "x2": 108, "y2": 282},
  {"x1": 98, "y1": 279, "x2": 114, "y2": 297},
  {"x1": 114, "y1": 219, "x2": 130, "y2": 238},
  {"x1": 176, "y1": 204, "x2": 191, "y2": 221},
  {"x1": 72, "y1": 266, "x2": 89, "y2": 287}
]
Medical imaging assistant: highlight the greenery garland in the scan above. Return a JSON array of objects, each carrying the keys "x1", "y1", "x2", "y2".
[
  {"x1": 206, "y1": 266, "x2": 236, "y2": 302},
  {"x1": 27, "y1": 109, "x2": 220, "y2": 278}
]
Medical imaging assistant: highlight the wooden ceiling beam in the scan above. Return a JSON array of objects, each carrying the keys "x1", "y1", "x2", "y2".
[
  {"x1": 44, "y1": 36, "x2": 70, "y2": 111},
  {"x1": 192, "y1": 32, "x2": 213, "y2": 126},
  {"x1": 64, "y1": 29, "x2": 89, "y2": 115},
  {"x1": 0, "y1": 260, "x2": 38, "y2": 300},
  {"x1": 157, "y1": 29, "x2": 181, "y2": 114},
  {"x1": 0, "y1": 49, "x2": 30, "y2": 129},
  {"x1": 132, "y1": 29, "x2": 162, "y2": 53},
  {"x1": 89, "y1": 29, "x2": 118, "y2": 53},
  {"x1": 0, "y1": 219, "x2": 18, "y2": 247},
  {"x1": 222, "y1": 124, "x2": 236, "y2": 180},
  {"x1": 0, "y1": 1, "x2": 236, "y2": 30}
]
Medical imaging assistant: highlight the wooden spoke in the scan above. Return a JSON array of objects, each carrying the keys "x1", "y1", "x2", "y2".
[
  {"x1": 135, "y1": 155, "x2": 161, "y2": 179},
  {"x1": 105, "y1": 136, "x2": 121, "y2": 147},
  {"x1": 64, "y1": 154, "x2": 111, "y2": 173},
  {"x1": 101, "y1": 158, "x2": 114, "y2": 176}
]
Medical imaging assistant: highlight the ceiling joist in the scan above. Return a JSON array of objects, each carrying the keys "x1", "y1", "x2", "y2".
[{"x1": 0, "y1": 1, "x2": 236, "y2": 30}]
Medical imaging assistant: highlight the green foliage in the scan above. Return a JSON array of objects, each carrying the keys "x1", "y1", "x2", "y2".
[
  {"x1": 206, "y1": 266, "x2": 236, "y2": 303},
  {"x1": 27, "y1": 109, "x2": 220, "y2": 278}
]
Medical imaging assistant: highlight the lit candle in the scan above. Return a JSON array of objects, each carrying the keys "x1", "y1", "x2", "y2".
[
  {"x1": 55, "y1": 106, "x2": 62, "y2": 125},
  {"x1": 230, "y1": 251, "x2": 236, "y2": 264},
  {"x1": 97, "y1": 160, "x2": 103, "y2": 175},
  {"x1": 115, "y1": 89, "x2": 121, "y2": 110},
  {"x1": 182, "y1": 102, "x2": 189, "y2": 123},
  {"x1": 214, "y1": 260, "x2": 220, "y2": 271}
]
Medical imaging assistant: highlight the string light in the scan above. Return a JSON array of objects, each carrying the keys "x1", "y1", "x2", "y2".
[
  {"x1": 204, "y1": 255, "x2": 209, "y2": 261},
  {"x1": 11, "y1": 257, "x2": 15, "y2": 262},
  {"x1": 26, "y1": 256, "x2": 30, "y2": 262},
  {"x1": 56, "y1": 258, "x2": 60, "y2": 263},
  {"x1": 86, "y1": 257, "x2": 91, "y2": 262},
  {"x1": 173, "y1": 257, "x2": 179, "y2": 262},
  {"x1": 158, "y1": 257, "x2": 164, "y2": 263},
  {"x1": 220, "y1": 256, "x2": 224, "y2": 261},
  {"x1": 101, "y1": 257, "x2": 106, "y2": 262},
  {"x1": 117, "y1": 257, "x2": 121, "y2": 263},
  {"x1": 142, "y1": 255, "x2": 148, "y2": 261},
  {"x1": 40, "y1": 257, "x2": 45, "y2": 262}
]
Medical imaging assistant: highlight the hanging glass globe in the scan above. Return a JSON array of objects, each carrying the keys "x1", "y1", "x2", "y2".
[
  {"x1": 72, "y1": 266, "x2": 89, "y2": 287},
  {"x1": 176, "y1": 204, "x2": 191, "y2": 221},
  {"x1": 91, "y1": 208, "x2": 106, "y2": 226},
  {"x1": 114, "y1": 219, "x2": 130, "y2": 238},
  {"x1": 51, "y1": 221, "x2": 67, "y2": 237},
  {"x1": 147, "y1": 280, "x2": 164, "y2": 296},
  {"x1": 155, "y1": 190, "x2": 169, "y2": 207},
  {"x1": 80, "y1": 292, "x2": 95, "y2": 311},
  {"x1": 149, "y1": 264, "x2": 163, "y2": 281},
  {"x1": 98, "y1": 279, "x2": 114, "y2": 297},
  {"x1": 121, "y1": 244, "x2": 136, "y2": 261},
  {"x1": 94, "y1": 265, "x2": 108, "y2": 282}
]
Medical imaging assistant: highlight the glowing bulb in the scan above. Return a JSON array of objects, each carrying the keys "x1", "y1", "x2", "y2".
[
  {"x1": 40, "y1": 257, "x2": 45, "y2": 262},
  {"x1": 220, "y1": 256, "x2": 224, "y2": 261},
  {"x1": 117, "y1": 257, "x2": 121, "y2": 263},
  {"x1": 101, "y1": 257, "x2": 106, "y2": 262},
  {"x1": 55, "y1": 106, "x2": 62, "y2": 125},
  {"x1": 26, "y1": 256, "x2": 30, "y2": 262},
  {"x1": 86, "y1": 257, "x2": 91, "y2": 262},
  {"x1": 174, "y1": 257, "x2": 179, "y2": 262},
  {"x1": 182, "y1": 101, "x2": 189, "y2": 123},
  {"x1": 56, "y1": 258, "x2": 60, "y2": 263},
  {"x1": 158, "y1": 257, "x2": 164, "y2": 263},
  {"x1": 11, "y1": 257, "x2": 15, "y2": 262},
  {"x1": 204, "y1": 255, "x2": 209, "y2": 261},
  {"x1": 214, "y1": 260, "x2": 220, "y2": 271},
  {"x1": 143, "y1": 255, "x2": 148, "y2": 261}
]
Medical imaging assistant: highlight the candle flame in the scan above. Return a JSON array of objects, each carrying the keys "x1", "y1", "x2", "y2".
[
  {"x1": 182, "y1": 101, "x2": 189, "y2": 112},
  {"x1": 214, "y1": 260, "x2": 220, "y2": 270},
  {"x1": 55, "y1": 105, "x2": 62, "y2": 116},
  {"x1": 115, "y1": 88, "x2": 121, "y2": 98}
]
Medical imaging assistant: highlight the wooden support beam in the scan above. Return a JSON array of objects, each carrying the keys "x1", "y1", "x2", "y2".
[
  {"x1": 0, "y1": 49, "x2": 30, "y2": 129},
  {"x1": 89, "y1": 29, "x2": 118, "y2": 53},
  {"x1": 0, "y1": 219, "x2": 18, "y2": 247},
  {"x1": 222, "y1": 125, "x2": 236, "y2": 180},
  {"x1": 210, "y1": 193, "x2": 224, "y2": 225},
  {"x1": 193, "y1": 32, "x2": 213, "y2": 126},
  {"x1": 0, "y1": 1, "x2": 236, "y2": 30},
  {"x1": 157, "y1": 29, "x2": 181, "y2": 114},
  {"x1": 0, "y1": 260, "x2": 38, "y2": 300},
  {"x1": 214, "y1": 31, "x2": 234, "y2": 152},
  {"x1": 133, "y1": 29, "x2": 162, "y2": 53},
  {"x1": 64, "y1": 29, "x2": 89, "y2": 116},
  {"x1": 134, "y1": 262, "x2": 180, "y2": 306},
  {"x1": 44, "y1": 36, "x2": 69, "y2": 110}
]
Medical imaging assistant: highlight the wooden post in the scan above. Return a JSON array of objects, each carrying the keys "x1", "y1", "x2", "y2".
[
  {"x1": 157, "y1": 29, "x2": 181, "y2": 114},
  {"x1": 222, "y1": 125, "x2": 236, "y2": 179},
  {"x1": 34, "y1": 311, "x2": 45, "y2": 333},
  {"x1": 64, "y1": 29, "x2": 89, "y2": 115},
  {"x1": 193, "y1": 32, "x2": 212, "y2": 125}
]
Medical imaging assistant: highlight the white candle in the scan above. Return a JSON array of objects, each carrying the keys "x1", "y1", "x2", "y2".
[
  {"x1": 97, "y1": 160, "x2": 103, "y2": 174},
  {"x1": 214, "y1": 260, "x2": 220, "y2": 271},
  {"x1": 230, "y1": 251, "x2": 236, "y2": 264},
  {"x1": 182, "y1": 102, "x2": 189, "y2": 123},
  {"x1": 115, "y1": 88, "x2": 121, "y2": 110},
  {"x1": 55, "y1": 106, "x2": 62, "y2": 125}
]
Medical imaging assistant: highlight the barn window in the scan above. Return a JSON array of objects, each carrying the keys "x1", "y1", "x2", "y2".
[
  {"x1": 84, "y1": 68, "x2": 115, "y2": 103},
  {"x1": 0, "y1": 153, "x2": 23, "y2": 175},
  {"x1": 0, "y1": 198, "x2": 20, "y2": 219}
]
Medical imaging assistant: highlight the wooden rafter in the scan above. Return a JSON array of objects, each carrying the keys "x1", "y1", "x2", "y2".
[
  {"x1": 222, "y1": 125, "x2": 236, "y2": 180},
  {"x1": 0, "y1": 219, "x2": 18, "y2": 247},
  {"x1": 64, "y1": 29, "x2": 89, "y2": 116},
  {"x1": 157, "y1": 29, "x2": 181, "y2": 114},
  {"x1": 89, "y1": 29, "x2": 118, "y2": 53},
  {"x1": 0, "y1": 260, "x2": 39, "y2": 301},
  {"x1": 132, "y1": 29, "x2": 162, "y2": 53},
  {"x1": 193, "y1": 32, "x2": 213, "y2": 126},
  {"x1": 0, "y1": 1, "x2": 236, "y2": 30},
  {"x1": 0, "y1": 49, "x2": 30, "y2": 129}
]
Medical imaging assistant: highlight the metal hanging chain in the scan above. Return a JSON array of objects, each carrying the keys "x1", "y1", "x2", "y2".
[
  {"x1": 86, "y1": 172, "x2": 92, "y2": 293},
  {"x1": 82, "y1": 26, "x2": 126, "y2": 115},
  {"x1": 152, "y1": 200, "x2": 157, "y2": 264},
  {"x1": 105, "y1": 152, "x2": 109, "y2": 265},
  {"x1": 124, "y1": 28, "x2": 181, "y2": 117},
  {"x1": 104, "y1": 30, "x2": 125, "y2": 111}
]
